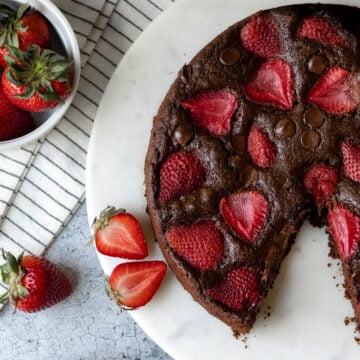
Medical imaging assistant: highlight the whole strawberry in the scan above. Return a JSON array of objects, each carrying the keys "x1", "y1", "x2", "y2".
[
  {"x1": 0, "y1": 3, "x2": 50, "y2": 68},
  {"x1": 0, "y1": 250, "x2": 72, "y2": 312},
  {"x1": 0, "y1": 81, "x2": 35, "y2": 140},
  {"x1": 2, "y1": 45, "x2": 72, "y2": 112}
]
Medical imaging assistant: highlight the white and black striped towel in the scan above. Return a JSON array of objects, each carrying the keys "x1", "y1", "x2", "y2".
[{"x1": 0, "y1": 0, "x2": 176, "y2": 296}]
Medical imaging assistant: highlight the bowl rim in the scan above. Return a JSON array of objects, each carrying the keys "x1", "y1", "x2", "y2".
[{"x1": 0, "y1": 0, "x2": 81, "y2": 151}]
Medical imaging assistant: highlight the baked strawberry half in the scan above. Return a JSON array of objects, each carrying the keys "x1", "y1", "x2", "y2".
[
  {"x1": 220, "y1": 190, "x2": 268, "y2": 243},
  {"x1": 158, "y1": 151, "x2": 206, "y2": 203},
  {"x1": 181, "y1": 90, "x2": 238, "y2": 135},
  {"x1": 303, "y1": 163, "x2": 339, "y2": 206},
  {"x1": 206, "y1": 268, "x2": 260, "y2": 311},
  {"x1": 92, "y1": 206, "x2": 148, "y2": 259},
  {"x1": 298, "y1": 15, "x2": 347, "y2": 47},
  {"x1": 166, "y1": 221, "x2": 224, "y2": 270},
  {"x1": 247, "y1": 125, "x2": 277, "y2": 168},
  {"x1": 341, "y1": 141, "x2": 360, "y2": 183},
  {"x1": 106, "y1": 260, "x2": 167, "y2": 310},
  {"x1": 240, "y1": 12, "x2": 281, "y2": 58},
  {"x1": 306, "y1": 66, "x2": 359, "y2": 115},
  {"x1": 328, "y1": 205, "x2": 360, "y2": 261},
  {"x1": 243, "y1": 58, "x2": 294, "y2": 110}
]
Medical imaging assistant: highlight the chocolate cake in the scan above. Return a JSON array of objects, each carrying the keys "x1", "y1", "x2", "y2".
[{"x1": 144, "y1": 3, "x2": 360, "y2": 336}]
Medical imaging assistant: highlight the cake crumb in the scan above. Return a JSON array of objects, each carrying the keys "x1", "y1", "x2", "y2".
[
  {"x1": 327, "y1": 263, "x2": 331, "y2": 267},
  {"x1": 241, "y1": 336, "x2": 248, "y2": 349},
  {"x1": 345, "y1": 317, "x2": 351, "y2": 326},
  {"x1": 354, "y1": 337, "x2": 360, "y2": 345}
]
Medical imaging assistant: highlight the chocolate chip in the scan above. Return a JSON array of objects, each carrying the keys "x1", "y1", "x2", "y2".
[
  {"x1": 301, "y1": 130, "x2": 321, "y2": 149},
  {"x1": 230, "y1": 134, "x2": 247, "y2": 152},
  {"x1": 274, "y1": 118, "x2": 296, "y2": 139},
  {"x1": 220, "y1": 47, "x2": 241, "y2": 65},
  {"x1": 174, "y1": 123, "x2": 194, "y2": 146},
  {"x1": 303, "y1": 107, "x2": 324, "y2": 128},
  {"x1": 308, "y1": 54, "x2": 329, "y2": 74}
]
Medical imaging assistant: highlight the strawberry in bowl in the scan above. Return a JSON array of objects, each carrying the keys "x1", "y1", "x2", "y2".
[
  {"x1": 0, "y1": 0, "x2": 80, "y2": 150},
  {"x1": 2, "y1": 45, "x2": 72, "y2": 112},
  {"x1": 0, "y1": 3, "x2": 50, "y2": 68}
]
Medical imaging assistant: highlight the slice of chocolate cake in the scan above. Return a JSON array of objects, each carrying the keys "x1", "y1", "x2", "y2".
[{"x1": 145, "y1": 3, "x2": 360, "y2": 336}]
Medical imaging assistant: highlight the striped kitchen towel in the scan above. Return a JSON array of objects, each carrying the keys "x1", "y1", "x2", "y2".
[{"x1": 0, "y1": 0, "x2": 177, "y2": 295}]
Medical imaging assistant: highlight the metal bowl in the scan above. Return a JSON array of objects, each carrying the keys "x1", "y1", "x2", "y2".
[{"x1": 0, "y1": 0, "x2": 81, "y2": 150}]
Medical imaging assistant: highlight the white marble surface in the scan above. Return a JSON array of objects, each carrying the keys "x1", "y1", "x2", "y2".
[
  {"x1": 86, "y1": 0, "x2": 360, "y2": 359},
  {"x1": 0, "y1": 203, "x2": 172, "y2": 360}
]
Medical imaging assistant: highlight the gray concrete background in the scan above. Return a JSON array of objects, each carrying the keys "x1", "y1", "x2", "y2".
[{"x1": 0, "y1": 203, "x2": 173, "y2": 360}]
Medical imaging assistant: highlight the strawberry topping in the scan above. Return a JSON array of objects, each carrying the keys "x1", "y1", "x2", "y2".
[
  {"x1": 240, "y1": 12, "x2": 281, "y2": 58},
  {"x1": 220, "y1": 191, "x2": 268, "y2": 243},
  {"x1": 298, "y1": 16, "x2": 347, "y2": 47},
  {"x1": 181, "y1": 90, "x2": 237, "y2": 135},
  {"x1": 247, "y1": 125, "x2": 277, "y2": 168},
  {"x1": 328, "y1": 205, "x2": 360, "y2": 260},
  {"x1": 341, "y1": 141, "x2": 360, "y2": 183},
  {"x1": 158, "y1": 151, "x2": 206, "y2": 203},
  {"x1": 303, "y1": 164, "x2": 339, "y2": 206},
  {"x1": 206, "y1": 268, "x2": 260, "y2": 311},
  {"x1": 243, "y1": 58, "x2": 294, "y2": 110},
  {"x1": 166, "y1": 221, "x2": 224, "y2": 270},
  {"x1": 106, "y1": 261, "x2": 167, "y2": 309},
  {"x1": 306, "y1": 66, "x2": 359, "y2": 115}
]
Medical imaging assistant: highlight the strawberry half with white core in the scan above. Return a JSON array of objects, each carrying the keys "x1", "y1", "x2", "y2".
[
  {"x1": 0, "y1": 250, "x2": 72, "y2": 312},
  {"x1": 220, "y1": 191, "x2": 268, "y2": 243},
  {"x1": 181, "y1": 90, "x2": 238, "y2": 135},
  {"x1": 306, "y1": 66, "x2": 359, "y2": 115},
  {"x1": 92, "y1": 206, "x2": 148, "y2": 260},
  {"x1": 243, "y1": 58, "x2": 294, "y2": 110},
  {"x1": 0, "y1": 3, "x2": 50, "y2": 68},
  {"x1": 2, "y1": 45, "x2": 72, "y2": 112},
  {"x1": 105, "y1": 260, "x2": 167, "y2": 310}
]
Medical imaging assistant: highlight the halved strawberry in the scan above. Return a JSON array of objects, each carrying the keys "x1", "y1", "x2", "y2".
[
  {"x1": 247, "y1": 125, "x2": 276, "y2": 168},
  {"x1": 166, "y1": 221, "x2": 224, "y2": 270},
  {"x1": 240, "y1": 12, "x2": 281, "y2": 58},
  {"x1": 341, "y1": 141, "x2": 360, "y2": 183},
  {"x1": 158, "y1": 151, "x2": 206, "y2": 203},
  {"x1": 92, "y1": 206, "x2": 148, "y2": 259},
  {"x1": 243, "y1": 58, "x2": 294, "y2": 110},
  {"x1": 298, "y1": 15, "x2": 347, "y2": 47},
  {"x1": 106, "y1": 261, "x2": 167, "y2": 310},
  {"x1": 303, "y1": 163, "x2": 339, "y2": 206},
  {"x1": 220, "y1": 190, "x2": 268, "y2": 243},
  {"x1": 306, "y1": 67, "x2": 359, "y2": 115},
  {"x1": 206, "y1": 268, "x2": 260, "y2": 311},
  {"x1": 328, "y1": 205, "x2": 360, "y2": 260},
  {"x1": 181, "y1": 90, "x2": 237, "y2": 135}
]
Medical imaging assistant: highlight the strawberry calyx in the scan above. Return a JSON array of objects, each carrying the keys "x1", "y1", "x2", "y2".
[
  {"x1": 0, "y1": 3, "x2": 30, "y2": 48},
  {"x1": 4, "y1": 44, "x2": 72, "y2": 102},
  {"x1": 91, "y1": 205, "x2": 126, "y2": 234},
  {"x1": 104, "y1": 276, "x2": 133, "y2": 314},
  {"x1": 0, "y1": 250, "x2": 29, "y2": 309}
]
